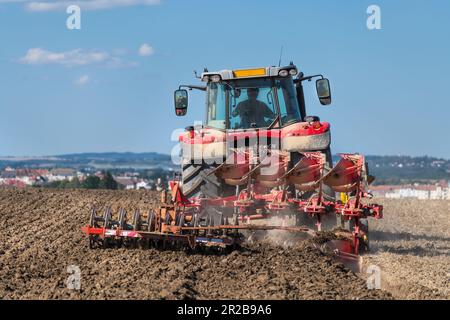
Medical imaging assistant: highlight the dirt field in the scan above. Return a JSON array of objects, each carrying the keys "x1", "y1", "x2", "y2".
[
  {"x1": 364, "y1": 198, "x2": 450, "y2": 299},
  {"x1": 0, "y1": 188, "x2": 447, "y2": 300}
]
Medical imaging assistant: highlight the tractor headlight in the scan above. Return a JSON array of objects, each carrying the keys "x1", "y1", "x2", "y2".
[
  {"x1": 278, "y1": 70, "x2": 289, "y2": 77},
  {"x1": 289, "y1": 69, "x2": 298, "y2": 76},
  {"x1": 210, "y1": 74, "x2": 221, "y2": 82}
]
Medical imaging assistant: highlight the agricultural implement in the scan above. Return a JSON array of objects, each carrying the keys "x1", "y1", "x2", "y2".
[
  {"x1": 82, "y1": 152, "x2": 382, "y2": 257},
  {"x1": 82, "y1": 64, "x2": 383, "y2": 260}
]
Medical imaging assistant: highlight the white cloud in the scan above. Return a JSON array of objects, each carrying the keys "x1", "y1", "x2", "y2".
[
  {"x1": 138, "y1": 43, "x2": 154, "y2": 57},
  {"x1": 18, "y1": 47, "x2": 136, "y2": 67},
  {"x1": 75, "y1": 75, "x2": 90, "y2": 85},
  {"x1": 20, "y1": 48, "x2": 106, "y2": 66},
  {"x1": 13, "y1": 0, "x2": 161, "y2": 12}
]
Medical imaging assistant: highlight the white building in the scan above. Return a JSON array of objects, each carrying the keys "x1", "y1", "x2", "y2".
[
  {"x1": 136, "y1": 181, "x2": 151, "y2": 190},
  {"x1": 383, "y1": 182, "x2": 449, "y2": 200},
  {"x1": 47, "y1": 168, "x2": 76, "y2": 182}
]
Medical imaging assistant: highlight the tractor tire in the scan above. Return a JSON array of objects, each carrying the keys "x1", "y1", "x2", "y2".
[{"x1": 181, "y1": 162, "x2": 227, "y2": 199}]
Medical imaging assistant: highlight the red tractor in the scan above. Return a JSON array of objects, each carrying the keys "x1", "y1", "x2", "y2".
[
  {"x1": 175, "y1": 65, "x2": 336, "y2": 222},
  {"x1": 176, "y1": 64, "x2": 334, "y2": 193},
  {"x1": 83, "y1": 63, "x2": 382, "y2": 256}
]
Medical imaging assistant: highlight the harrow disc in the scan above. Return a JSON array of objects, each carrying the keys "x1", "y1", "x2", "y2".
[
  {"x1": 103, "y1": 208, "x2": 112, "y2": 228},
  {"x1": 118, "y1": 208, "x2": 127, "y2": 229},
  {"x1": 89, "y1": 208, "x2": 96, "y2": 227},
  {"x1": 147, "y1": 210, "x2": 156, "y2": 232},
  {"x1": 132, "y1": 209, "x2": 141, "y2": 231}
]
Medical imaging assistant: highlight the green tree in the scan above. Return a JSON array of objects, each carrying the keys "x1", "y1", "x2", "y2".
[
  {"x1": 47, "y1": 181, "x2": 63, "y2": 188},
  {"x1": 100, "y1": 171, "x2": 118, "y2": 190},
  {"x1": 67, "y1": 176, "x2": 81, "y2": 189},
  {"x1": 82, "y1": 175, "x2": 101, "y2": 189}
]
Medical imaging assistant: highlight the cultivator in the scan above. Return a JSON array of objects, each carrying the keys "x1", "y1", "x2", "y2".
[{"x1": 82, "y1": 152, "x2": 382, "y2": 256}]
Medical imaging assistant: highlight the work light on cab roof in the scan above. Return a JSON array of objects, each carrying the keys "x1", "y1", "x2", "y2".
[{"x1": 200, "y1": 65, "x2": 299, "y2": 82}]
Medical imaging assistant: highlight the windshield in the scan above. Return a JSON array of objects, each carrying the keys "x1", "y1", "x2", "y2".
[
  {"x1": 275, "y1": 78, "x2": 302, "y2": 126},
  {"x1": 206, "y1": 82, "x2": 227, "y2": 129},
  {"x1": 230, "y1": 78, "x2": 277, "y2": 129},
  {"x1": 205, "y1": 77, "x2": 301, "y2": 130}
]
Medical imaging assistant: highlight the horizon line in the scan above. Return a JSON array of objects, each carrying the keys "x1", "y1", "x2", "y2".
[{"x1": 0, "y1": 151, "x2": 448, "y2": 161}]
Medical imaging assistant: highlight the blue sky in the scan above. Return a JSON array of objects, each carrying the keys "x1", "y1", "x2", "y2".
[{"x1": 0, "y1": 0, "x2": 449, "y2": 158}]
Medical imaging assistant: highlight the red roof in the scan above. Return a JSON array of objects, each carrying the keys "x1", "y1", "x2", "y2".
[
  {"x1": 15, "y1": 169, "x2": 48, "y2": 177},
  {"x1": 2, "y1": 179, "x2": 26, "y2": 188}
]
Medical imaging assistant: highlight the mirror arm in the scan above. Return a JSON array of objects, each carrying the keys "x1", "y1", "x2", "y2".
[
  {"x1": 179, "y1": 84, "x2": 207, "y2": 91},
  {"x1": 294, "y1": 74, "x2": 323, "y2": 83}
]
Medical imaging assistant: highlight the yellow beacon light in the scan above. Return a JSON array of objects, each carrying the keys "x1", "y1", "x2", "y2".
[{"x1": 233, "y1": 68, "x2": 266, "y2": 78}]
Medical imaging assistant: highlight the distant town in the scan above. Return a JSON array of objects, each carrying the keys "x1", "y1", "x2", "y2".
[
  {"x1": 0, "y1": 167, "x2": 174, "y2": 191},
  {"x1": 370, "y1": 180, "x2": 449, "y2": 200},
  {"x1": 0, "y1": 167, "x2": 169, "y2": 191},
  {"x1": 0, "y1": 152, "x2": 449, "y2": 200},
  {"x1": 0, "y1": 152, "x2": 177, "y2": 191}
]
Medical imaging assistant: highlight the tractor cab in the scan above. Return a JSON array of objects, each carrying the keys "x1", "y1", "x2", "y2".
[
  {"x1": 174, "y1": 64, "x2": 332, "y2": 131},
  {"x1": 174, "y1": 64, "x2": 335, "y2": 198}
]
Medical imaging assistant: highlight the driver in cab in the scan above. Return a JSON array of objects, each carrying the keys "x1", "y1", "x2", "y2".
[{"x1": 232, "y1": 88, "x2": 275, "y2": 128}]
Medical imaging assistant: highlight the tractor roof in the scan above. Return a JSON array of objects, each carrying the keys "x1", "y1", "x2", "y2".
[{"x1": 200, "y1": 64, "x2": 298, "y2": 82}]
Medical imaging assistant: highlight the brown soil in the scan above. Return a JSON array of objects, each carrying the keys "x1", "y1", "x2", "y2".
[
  {"x1": 1, "y1": 189, "x2": 442, "y2": 300},
  {"x1": 363, "y1": 198, "x2": 450, "y2": 300}
]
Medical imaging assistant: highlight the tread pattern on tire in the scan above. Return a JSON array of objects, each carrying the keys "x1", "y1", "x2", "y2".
[{"x1": 182, "y1": 162, "x2": 222, "y2": 198}]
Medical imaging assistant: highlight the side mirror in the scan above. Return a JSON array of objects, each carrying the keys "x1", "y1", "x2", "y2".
[
  {"x1": 316, "y1": 78, "x2": 331, "y2": 105},
  {"x1": 174, "y1": 89, "x2": 188, "y2": 116}
]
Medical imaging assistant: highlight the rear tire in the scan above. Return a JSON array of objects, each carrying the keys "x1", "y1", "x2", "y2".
[{"x1": 181, "y1": 162, "x2": 232, "y2": 198}]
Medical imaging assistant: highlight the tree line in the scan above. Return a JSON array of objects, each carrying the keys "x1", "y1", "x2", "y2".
[{"x1": 46, "y1": 171, "x2": 118, "y2": 190}]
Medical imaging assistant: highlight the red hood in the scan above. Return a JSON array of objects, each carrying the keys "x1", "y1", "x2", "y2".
[{"x1": 179, "y1": 121, "x2": 330, "y2": 144}]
